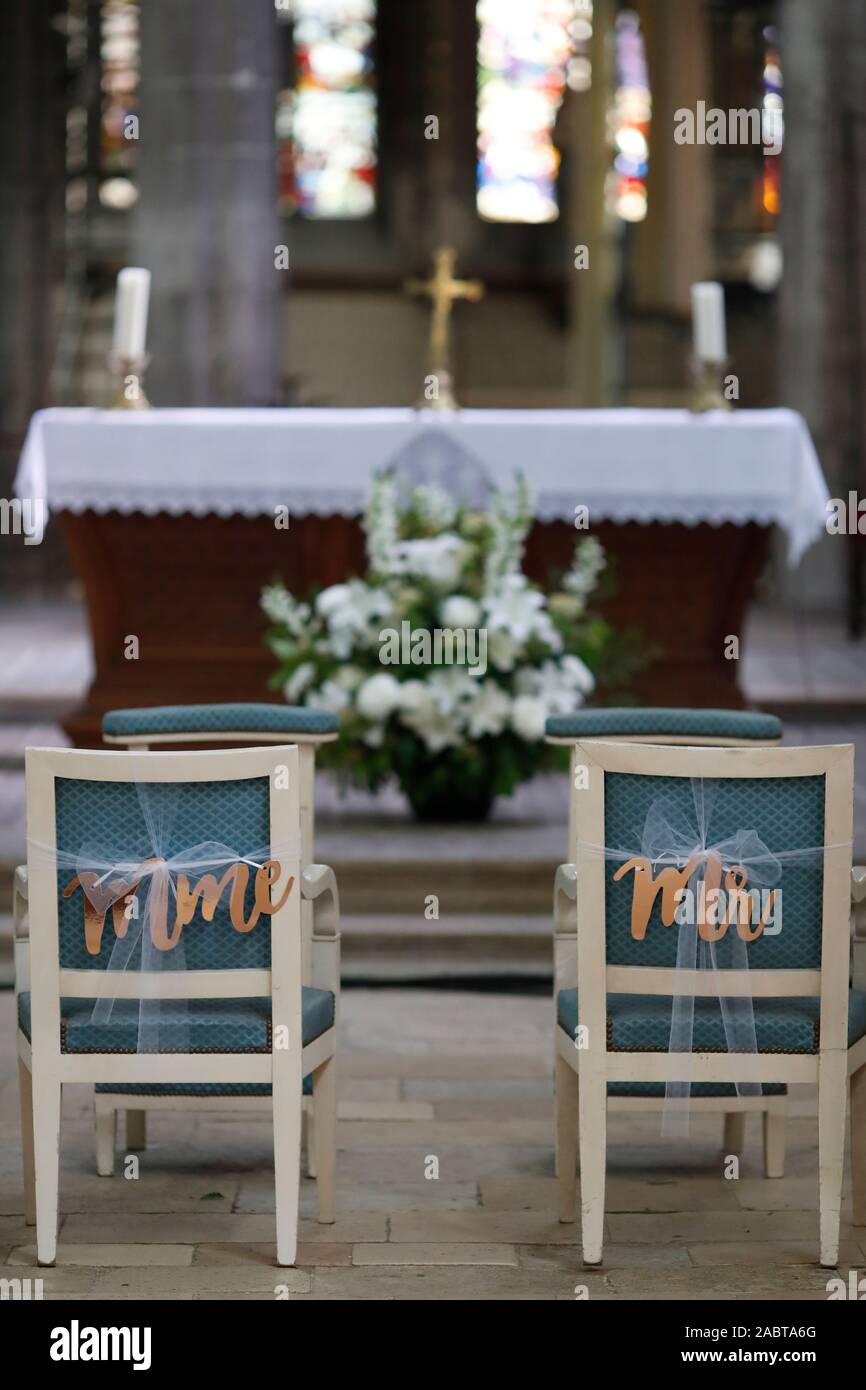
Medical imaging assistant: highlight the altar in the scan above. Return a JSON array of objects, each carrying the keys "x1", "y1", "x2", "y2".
[{"x1": 16, "y1": 406, "x2": 829, "y2": 745}]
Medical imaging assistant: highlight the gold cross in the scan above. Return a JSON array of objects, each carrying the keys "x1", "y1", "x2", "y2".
[{"x1": 406, "y1": 247, "x2": 484, "y2": 409}]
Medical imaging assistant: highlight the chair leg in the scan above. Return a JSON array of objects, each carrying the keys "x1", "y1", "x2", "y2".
[
  {"x1": 33, "y1": 1074, "x2": 61, "y2": 1266},
  {"x1": 17, "y1": 1059, "x2": 36, "y2": 1226},
  {"x1": 555, "y1": 1053, "x2": 579, "y2": 1223},
  {"x1": 312, "y1": 1054, "x2": 337, "y2": 1224},
  {"x1": 850, "y1": 1063, "x2": 866, "y2": 1225},
  {"x1": 762, "y1": 1099, "x2": 787, "y2": 1179},
  {"x1": 818, "y1": 1051, "x2": 847, "y2": 1267},
  {"x1": 578, "y1": 1072, "x2": 606, "y2": 1266},
  {"x1": 126, "y1": 1110, "x2": 147, "y2": 1151},
  {"x1": 95, "y1": 1101, "x2": 117, "y2": 1177},
  {"x1": 273, "y1": 1077, "x2": 302, "y2": 1267},
  {"x1": 723, "y1": 1111, "x2": 746, "y2": 1155},
  {"x1": 305, "y1": 1097, "x2": 318, "y2": 1179}
]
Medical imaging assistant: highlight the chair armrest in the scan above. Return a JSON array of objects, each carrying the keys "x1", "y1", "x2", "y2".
[
  {"x1": 554, "y1": 863, "x2": 577, "y2": 928},
  {"x1": 303, "y1": 864, "x2": 341, "y2": 996},
  {"x1": 13, "y1": 865, "x2": 28, "y2": 940},
  {"x1": 553, "y1": 863, "x2": 577, "y2": 995},
  {"x1": 302, "y1": 864, "x2": 339, "y2": 934}
]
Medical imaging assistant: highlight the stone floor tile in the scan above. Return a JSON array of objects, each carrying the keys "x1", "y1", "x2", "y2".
[
  {"x1": 434, "y1": 1100, "x2": 553, "y2": 1121},
  {"x1": 304, "y1": 1264, "x2": 611, "y2": 1300},
  {"x1": 389, "y1": 1211, "x2": 589, "y2": 1244},
  {"x1": 90, "y1": 1264, "x2": 310, "y2": 1298},
  {"x1": 338, "y1": 1100, "x2": 435, "y2": 1121},
  {"x1": 520, "y1": 1242, "x2": 691, "y2": 1272},
  {"x1": 732, "y1": 1178, "x2": 823, "y2": 1211},
  {"x1": 8, "y1": 1242, "x2": 194, "y2": 1267},
  {"x1": 352, "y1": 1242, "x2": 518, "y2": 1267},
  {"x1": 404, "y1": 1079, "x2": 551, "y2": 1102},
  {"x1": 193, "y1": 1242, "x2": 352, "y2": 1267},
  {"x1": 61, "y1": 1212, "x2": 387, "y2": 1245},
  {"x1": 606, "y1": 1264, "x2": 839, "y2": 1299},
  {"x1": 688, "y1": 1239, "x2": 864, "y2": 1267},
  {"x1": 234, "y1": 1178, "x2": 479, "y2": 1215},
  {"x1": 608, "y1": 1209, "x2": 819, "y2": 1244}
]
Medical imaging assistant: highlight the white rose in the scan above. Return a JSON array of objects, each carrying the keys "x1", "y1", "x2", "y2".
[
  {"x1": 335, "y1": 664, "x2": 364, "y2": 691},
  {"x1": 283, "y1": 662, "x2": 315, "y2": 703},
  {"x1": 561, "y1": 653, "x2": 595, "y2": 695},
  {"x1": 488, "y1": 630, "x2": 520, "y2": 672},
  {"x1": 441, "y1": 595, "x2": 481, "y2": 629},
  {"x1": 466, "y1": 680, "x2": 511, "y2": 738},
  {"x1": 357, "y1": 672, "x2": 402, "y2": 721},
  {"x1": 315, "y1": 584, "x2": 352, "y2": 618},
  {"x1": 398, "y1": 679, "x2": 433, "y2": 715},
  {"x1": 511, "y1": 694, "x2": 547, "y2": 741}
]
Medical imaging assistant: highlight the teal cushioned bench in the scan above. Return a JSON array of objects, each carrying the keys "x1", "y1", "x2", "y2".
[
  {"x1": 18, "y1": 987, "x2": 334, "y2": 1054},
  {"x1": 545, "y1": 708, "x2": 782, "y2": 742},
  {"x1": 102, "y1": 703, "x2": 339, "y2": 739},
  {"x1": 557, "y1": 987, "x2": 866, "y2": 1055}
]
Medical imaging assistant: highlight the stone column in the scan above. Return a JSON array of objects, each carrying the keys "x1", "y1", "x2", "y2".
[
  {"x1": 0, "y1": 0, "x2": 65, "y2": 590},
  {"x1": 135, "y1": 0, "x2": 282, "y2": 405},
  {"x1": 0, "y1": 0, "x2": 65, "y2": 443},
  {"x1": 779, "y1": 0, "x2": 866, "y2": 611},
  {"x1": 563, "y1": 0, "x2": 619, "y2": 406}
]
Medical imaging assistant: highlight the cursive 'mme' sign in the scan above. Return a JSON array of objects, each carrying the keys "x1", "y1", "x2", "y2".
[{"x1": 62, "y1": 858, "x2": 294, "y2": 955}]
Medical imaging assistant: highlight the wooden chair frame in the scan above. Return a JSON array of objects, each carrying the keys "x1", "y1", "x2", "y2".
[
  {"x1": 16, "y1": 744, "x2": 336, "y2": 1267},
  {"x1": 552, "y1": 726, "x2": 786, "y2": 1165},
  {"x1": 554, "y1": 739, "x2": 858, "y2": 1269},
  {"x1": 100, "y1": 722, "x2": 338, "y2": 1178}
]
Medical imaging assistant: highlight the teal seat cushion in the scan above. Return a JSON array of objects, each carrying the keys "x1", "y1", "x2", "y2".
[
  {"x1": 102, "y1": 703, "x2": 338, "y2": 739},
  {"x1": 18, "y1": 987, "x2": 334, "y2": 1055},
  {"x1": 557, "y1": 988, "x2": 866, "y2": 1055},
  {"x1": 545, "y1": 708, "x2": 782, "y2": 742}
]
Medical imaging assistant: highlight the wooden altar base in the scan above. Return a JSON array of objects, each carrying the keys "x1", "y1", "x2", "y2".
[{"x1": 60, "y1": 511, "x2": 770, "y2": 746}]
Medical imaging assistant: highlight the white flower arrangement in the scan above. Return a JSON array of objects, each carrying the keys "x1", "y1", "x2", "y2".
[{"x1": 263, "y1": 472, "x2": 632, "y2": 819}]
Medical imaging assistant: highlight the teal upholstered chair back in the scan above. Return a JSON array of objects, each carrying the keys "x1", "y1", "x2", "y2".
[
  {"x1": 55, "y1": 773, "x2": 273, "y2": 973},
  {"x1": 602, "y1": 769, "x2": 826, "y2": 971}
]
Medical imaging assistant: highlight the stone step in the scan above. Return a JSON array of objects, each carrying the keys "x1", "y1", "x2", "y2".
[
  {"x1": 0, "y1": 911, "x2": 552, "y2": 988},
  {"x1": 340, "y1": 913, "x2": 551, "y2": 981},
  {"x1": 328, "y1": 858, "x2": 556, "y2": 917}
]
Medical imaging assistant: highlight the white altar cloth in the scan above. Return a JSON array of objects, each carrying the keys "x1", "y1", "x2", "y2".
[{"x1": 16, "y1": 406, "x2": 829, "y2": 564}]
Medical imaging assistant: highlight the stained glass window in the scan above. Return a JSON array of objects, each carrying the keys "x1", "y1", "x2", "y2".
[
  {"x1": 277, "y1": 0, "x2": 377, "y2": 219},
  {"x1": 760, "y1": 25, "x2": 782, "y2": 216},
  {"x1": 476, "y1": 0, "x2": 592, "y2": 224},
  {"x1": 605, "y1": 10, "x2": 650, "y2": 223},
  {"x1": 99, "y1": 0, "x2": 140, "y2": 209}
]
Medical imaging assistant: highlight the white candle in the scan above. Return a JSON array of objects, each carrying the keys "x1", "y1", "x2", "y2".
[
  {"x1": 690, "y1": 281, "x2": 727, "y2": 363},
  {"x1": 113, "y1": 267, "x2": 151, "y2": 360}
]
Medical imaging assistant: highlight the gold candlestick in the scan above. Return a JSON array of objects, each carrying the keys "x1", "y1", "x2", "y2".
[
  {"x1": 109, "y1": 353, "x2": 151, "y2": 409},
  {"x1": 405, "y1": 247, "x2": 484, "y2": 410},
  {"x1": 689, "y1": 355, "x2": 733, "y2": 414}
]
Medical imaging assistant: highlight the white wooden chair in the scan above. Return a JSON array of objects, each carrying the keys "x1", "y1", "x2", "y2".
[
  {"x1": 547, "y1": 707, "x2": 786, "y2": 1167},
  {"x1": 100, "y1": 703, "x2": 338, "y2": 1174},
  {"x1": 554, "y1": 738, "x2": 863, "y2": 1269},
  {"x1": 16, "y1": 744, "x2": 337, "y2": 1266}
]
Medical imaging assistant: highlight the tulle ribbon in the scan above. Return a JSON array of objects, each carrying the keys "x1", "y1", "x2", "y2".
[
  {"x1": 28, "y1": 778, "x2": 300, "y2": 1054},
  {"x1": 576, "y1": 777, "x2": 849, "y2": 1133}
]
